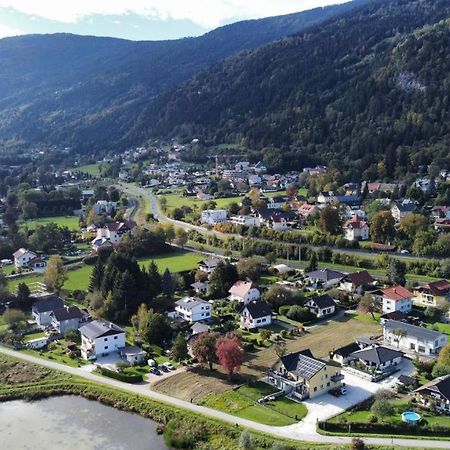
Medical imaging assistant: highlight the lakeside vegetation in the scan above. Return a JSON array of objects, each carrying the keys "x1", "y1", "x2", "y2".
[{"x1": 0, "y1": 353, "x2": 344, "y2": 450}]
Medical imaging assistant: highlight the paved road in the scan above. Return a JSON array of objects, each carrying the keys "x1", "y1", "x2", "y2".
[
  {"x1": 1, "y1": 346, "x2": 449, "y2": 449},
  {"x1": 120, "y1": 183, "x2": 438, "y2": 266}
]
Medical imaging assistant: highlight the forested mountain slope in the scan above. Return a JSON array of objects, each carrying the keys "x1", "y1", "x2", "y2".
[
  {"x1": 149, "y1": 0, "x2": 450, "y2": 179},
  {"x1": 0, "y1": 1, "x2": 369, "y2": 153}
]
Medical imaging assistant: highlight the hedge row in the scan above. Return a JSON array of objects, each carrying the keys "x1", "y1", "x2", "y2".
[
  {"x1": 97, "y1": 367, "x2": 143, "y2": 383},
  {"x1": 318, "y1": 420, "x2": 450, "y2": 437}
]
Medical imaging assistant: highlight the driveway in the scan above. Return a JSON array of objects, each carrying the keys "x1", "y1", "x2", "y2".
[
  {"x1": 2, "y1": 346, "x2": 450, "y2": 448},
  {"x1": 279, "y1": 359, "x2": 414, "y2": 435},
  {"x1": 146, "y1": 365, "x2": 188, "y2": 385}
]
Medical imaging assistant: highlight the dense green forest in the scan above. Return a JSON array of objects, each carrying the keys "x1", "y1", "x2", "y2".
[
  {"x1": 147, "y1": 0, "x2": 450, "y2": 179},
  {"x1": 0, "y1": 1, "x2": 368, "y2": 153}
]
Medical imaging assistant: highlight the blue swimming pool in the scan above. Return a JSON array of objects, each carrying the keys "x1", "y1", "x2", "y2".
[{"x1": 401, "y1": 411, "x2": 421, "y2": 424}]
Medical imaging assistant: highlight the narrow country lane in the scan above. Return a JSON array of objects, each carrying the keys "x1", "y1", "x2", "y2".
[{"x1": 1, "y1": 346, "x2": 450, "y2": 449}]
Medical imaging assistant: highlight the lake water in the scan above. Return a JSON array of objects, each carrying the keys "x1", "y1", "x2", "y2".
[{"x1": 0, "y1": 395, "x2": 168, "y2": 450}]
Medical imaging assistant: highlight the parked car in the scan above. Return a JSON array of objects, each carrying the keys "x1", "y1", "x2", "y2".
[
  {"x1": 150, "y1": 367, "x2": 161, "y2": 375},
  {"x1": 163, "y1": 362, "x2": 175, "y2": 371},
  {"x1": 160, "y1": 365, "x2": 169, "y2": 372}
]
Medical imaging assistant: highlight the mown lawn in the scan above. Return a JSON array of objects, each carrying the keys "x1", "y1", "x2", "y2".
[
  {"x1": 160, "y1": 192, "x2": 243, "y2": 212},
  {"x1": 426, "y1": 321, "x2": 450, "y2": 335},
  {"x1": 24, "y1": 331, "x2": 47, "y2": 342},
  {"x1": 7, "y1": 251, "x2": 203, "y2": 293},
  {"x1": 138, "y1": 251, "x2": 203, "y2": 273},
  {"x1": 199, "y1": 382, "x2": 307, "y2": 426},
  {"x1": 21, "y1": 215, "x2": 80, "y2": 231}
]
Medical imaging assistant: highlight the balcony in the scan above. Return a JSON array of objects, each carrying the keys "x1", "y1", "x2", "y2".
[{"x1": 331, "y1": 373, "x2": 344, "y2": 383}]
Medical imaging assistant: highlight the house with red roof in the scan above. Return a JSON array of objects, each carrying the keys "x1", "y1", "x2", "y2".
[
  {"x1": 414, "y1": 280, "x2": 450, "y2": 306},
  {"x1": 382, "y1": 285, "x2": 414, "y2": 314},
  {"x1": 343, "y1": 214, "x2": 369, "y2": 241},
  {"x1": 339, "y1": 270, "x2": 376, "y2": 293}
]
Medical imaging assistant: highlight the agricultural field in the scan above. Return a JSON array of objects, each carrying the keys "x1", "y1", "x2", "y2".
[{"x1": 21, "y1": 215, "x2": 80, "y2": 231}]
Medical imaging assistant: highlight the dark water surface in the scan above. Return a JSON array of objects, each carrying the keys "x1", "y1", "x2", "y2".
[{"x1": 0, "y1": 395, "x2": 168, "y2": 449}]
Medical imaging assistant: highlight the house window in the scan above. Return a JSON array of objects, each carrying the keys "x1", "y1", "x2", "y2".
[
  {"x1": 327, "y1": 382, "x2": 330, "y2": 387},
  {"x1": 257, "y1": 319, "x2": 261, "y2": 323},
  {"x1": 105, "y1": 346, "x2": 108, "y2": 350},
  {"x1": 313, "y1": 387, "x2": 317, "y2": 392},
  {"x1": 104, "y1": 338, "x2": 107, "y2": 341},
  {"x1": 114, "y1": 336, "x2": 118, "y2": 340}
]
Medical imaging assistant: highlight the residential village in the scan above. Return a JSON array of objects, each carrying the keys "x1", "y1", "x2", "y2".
[{"x1": 1, "y1": 146, "x2": 450, "y2": 441}]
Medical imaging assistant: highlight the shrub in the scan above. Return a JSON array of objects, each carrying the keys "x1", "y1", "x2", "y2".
[
  {"x1": 350, "y1": 438, "x2": 366, "y2": 450},
  {"x1": 97, "y1": 367, "x2": 142, "y2": 383},
  {"x1": 239, "y1": 430, "x2": 254, "y2": 450},
  {"x1": 164, "y1": 418, "x2": 208, "y2": 449},
  {"x1": 278, "y1": 305, "x2": 291, "y2": 316}
]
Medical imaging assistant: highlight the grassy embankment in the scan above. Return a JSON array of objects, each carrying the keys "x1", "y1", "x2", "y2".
[{"x1": 0, "y1": 353, "x2": 345, "y2": 450}]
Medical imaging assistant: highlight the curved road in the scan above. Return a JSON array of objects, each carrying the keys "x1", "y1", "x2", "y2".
[
  {"x1": 1, "y1": 346, "x2": 449, "y2": 449},
  {"x1": 120, "y1": 183, "x2": 439, "y2": 265}
]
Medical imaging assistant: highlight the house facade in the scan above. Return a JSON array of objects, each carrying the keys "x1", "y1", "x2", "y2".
[
  {"x1": 415, "y1": 375, "x2": 450, "y2": 414},
  {"x1": 269, "y1": 349, "x2": 344, "y2": 400},
  {"x1": 93, "y1": 220, "x2": 136, "y2": 248},
  {"x1": 32, "y1": 296, "x2": 65, "y2": 327},
  {"x1": 50, "y1": 306, "x2": 85, "y2": 334},
  {"x1": 228, "y1": 280, "x2": 260, "y2": 304},
  {"x1": 414, "y1": 280, "x2": 450, "y2": 306},
  {"x1": 201, "y1": 209, "x2": 227, "y2": 225},
  {"x1": 80, "y1": 320, "x2": 126, "y2": 360},
  {"x1": 381, "y1": 286, "x2": 414, "y2": 314},
  {"x1": 343, "y1": 215, "x2": 369, "y2": 241},
  {"x1": 13, "y1": 248, "x2": 38, "y2": 269},
  {"x1": 240, "y1": 301, "x2": 272, "y2": 329},
  {"x1": 383, "y1": 320, "x2": 447, "y2": 356},
  {"x1": 306, "y1": 295, "x2": 336, "y2": 318},
  {"x1": 339, "y1": 270, "x2": 375, "y2": 293},
  {"x1": 175, "y1": 297, "x2": 211, "y2": 323}
]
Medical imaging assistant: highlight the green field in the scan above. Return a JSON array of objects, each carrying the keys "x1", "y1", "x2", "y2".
[
  {"x1": 138, "y1": 251, "x2": 203, "y2": 273},
  {"x1": 7, "y1": 251, "x2": 203, "y2": 293},
  {"x1": 199, "y1": 382, "x2": 307, "y2": 426},
  {"x1": 74, "y1": 164, "x2": 100, "y2": 176},
  {"x1": 21, "y1": 216, "x2": 80, "y2": 231}
]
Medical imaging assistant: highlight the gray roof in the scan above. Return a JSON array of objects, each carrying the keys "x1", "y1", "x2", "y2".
[
  {"x1": 199, "y1": 258, "x2": 221, "y2": 268},
  {"x1": 281, "y1": 349, "x2": 326, "y2": 380},
  {"x1": 119, "y1": 345, "x2": 146, "y2": 356},
  {"x1": 175, "y1": 297, "x2": 209, "y2": 311},
  {"x1": 51, "y1": 306, "x2": 84, "y2": 322},
  {"x1": 349, "y1": 346, "x2": 403, "y2": 365},
  {"x1": 309, "y1": 294, "x2": 336, "y2": 309},
  {"x1": 306, "y1": 269, "x2": 344, "y2": 282},
  {"x1": 384, "y1": 320, "x2": 445, "y2": 342},
  {"x1": 79, "y1": 320, "x2": 124, "y2": 340},
  {"x1": 32, "y1": 296, "x2": 64, "y2": 314},
  {"x1": 190, "y1": 322, "x2": 211, "y2": 334}
]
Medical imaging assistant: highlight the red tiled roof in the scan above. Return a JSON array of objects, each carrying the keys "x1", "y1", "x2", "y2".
[{"x1": 382, "y1": 285, "x2": 413, "y2": 301}]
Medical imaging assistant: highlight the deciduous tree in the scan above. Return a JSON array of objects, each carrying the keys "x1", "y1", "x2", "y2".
[
  {"x1": 44, "y1": 255, "x2": 68, "y2": 294},
  {"x1": 216, "y1": 333, "x2": 245, "y2": 379},
  {"x1": 191, "y1": 331, "x2": 219, "y2": 370}
]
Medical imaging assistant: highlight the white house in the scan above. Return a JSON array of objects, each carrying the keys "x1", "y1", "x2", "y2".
[
  {"x1": 175, "y1": 297, "x2": 211, "y2": 323},
  {"x1": 383, "y1": 320, "x2": 447, "y2": 356},
  {"x1": 381, "y1": 285, "x2": 413, "y2": 314},
  {"x1": 317, "y1": 191, "x2": 335, "y2": 204},
  {"x1": 343, "y1": 215, "x2": 369, "y2": 241},
  {"x1": 92, "y1": 220, "x2": 136, "y2": 249},
  {"x1": 228, "y1": 280, "x2": 260, "y2": 305},
  {"x1": 348, "y1": 345, "x2": 403, "y2": 372},
  {"x1": 93, "y1": 200, "x2": 117, "y2": 215},
  {"x1": 13, "y1": 248, "x2": 38, "y2": 269},
  {"x1": 240, "y1": 301, "x2": 272, "y2": 329},
  {"x1": 201, "y1": 209, "x2": 227, "y2": 225},
  {"x1": 32, "y1": 296, "x2": 65, "y2": 327},
  {"x1": 119, "y1": 345, "x2": 146, "y2": 366},
  {"x1": 79, "y1": 320, "x2": 126, "y2": 360},
  {"x1": 198, "y1": 258, "x2": 221, "y2": 274},
  {"x1": 229, "y1": 215, "x2": 260, "y2": 227},
  {"x1": 306, "y1": 294, "x2": 336, "y2": 318},
  {"x1": 49, "y1": 306, "x2": 85, "y2": 335}
]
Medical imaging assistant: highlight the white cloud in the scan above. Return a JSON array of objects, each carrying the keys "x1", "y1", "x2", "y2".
[
  {"x1": 0, "y1": 23, "x2": 23, "y2": 38},
  {"x1": 0, "y1": 0, "x2": 343, "y2": 28}
]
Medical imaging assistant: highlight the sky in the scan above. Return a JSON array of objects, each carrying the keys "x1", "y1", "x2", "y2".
[{"x1": 0, "y1": 0, "x2": 348, "y2": 41}]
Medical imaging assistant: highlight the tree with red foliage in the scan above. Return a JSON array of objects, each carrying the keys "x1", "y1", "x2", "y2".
[
  {"x1": 191, "y1": 332, "x2": 219, "y2": 370},
  {"x1": 216, "y1": 333, "x2": 245, "y2": 379}
]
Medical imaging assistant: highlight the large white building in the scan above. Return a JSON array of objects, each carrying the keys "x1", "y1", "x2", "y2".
[
  {"x1": 383, "y1": 320, "x2": 447, "y2": 356},
  {"x1": 201, "y1": 209, "x2": 227, "y2": 225},
  {"x1": 381, "y1": 285, "x2": 413, "y2": 314},
  {"x1": 175, "y1": 297, "x2": 211, "y2": 323},
  {"x1": 92, "y1": 220, "x2": 136, "y2": 250},
  {"x1": 80, "y1": 320, "x2": 126, "y2": 360},
  {"x1": 343, "y1": 215, "x2": 369, "y2": 241}
]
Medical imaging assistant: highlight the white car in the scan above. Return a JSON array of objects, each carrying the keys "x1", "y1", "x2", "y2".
[
  {"x1": 162, "y1": 362, "x2": 175, "y2": 370},
  {"x1": 147, "y1": 359, "x2": 157, "y2": 367}
]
